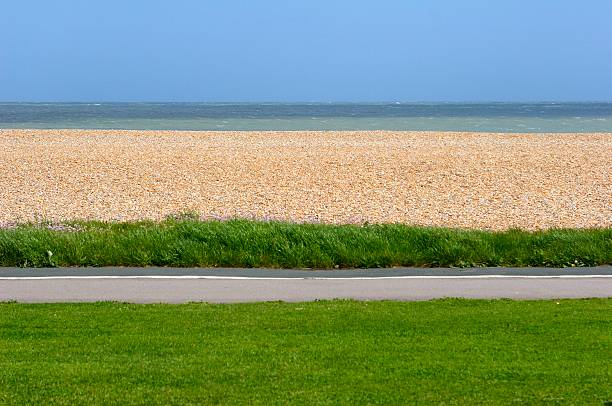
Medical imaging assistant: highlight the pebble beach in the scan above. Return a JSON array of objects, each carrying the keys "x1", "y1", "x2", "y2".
[{"x1": 1, "y1": 129, "x2": 610, "y2": 230}]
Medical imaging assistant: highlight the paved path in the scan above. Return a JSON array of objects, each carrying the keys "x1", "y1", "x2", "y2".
[{"x1": 1, "y1": 267, "x2": 611, "y2": 303}]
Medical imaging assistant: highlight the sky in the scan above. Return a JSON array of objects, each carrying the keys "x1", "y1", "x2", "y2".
[{"x1": 1, "y1": 0, "x2": 611, "y2": 102}]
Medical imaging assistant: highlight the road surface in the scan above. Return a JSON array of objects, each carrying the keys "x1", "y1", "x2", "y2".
[{"x1": 1, "y1": 266, "x2": 611, "y2": 303}]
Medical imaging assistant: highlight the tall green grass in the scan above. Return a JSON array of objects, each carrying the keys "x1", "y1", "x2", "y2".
[{"x1": 0, "y1": 219, "x2": 610, "y2": 268}]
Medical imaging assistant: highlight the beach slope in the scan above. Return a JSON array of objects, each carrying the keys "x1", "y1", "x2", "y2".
[{"x1": 1, "y1": 130, "x2": 610, "y2": 230}]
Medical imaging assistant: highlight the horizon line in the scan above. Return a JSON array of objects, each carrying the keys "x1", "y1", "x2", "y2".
[{"x1": 2, "y1": 100, "x2": 612, "y2": 104}]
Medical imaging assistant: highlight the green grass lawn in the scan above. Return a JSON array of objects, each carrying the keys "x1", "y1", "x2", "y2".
[
  {"x1": 0, "y1": 219, "x2": 610, "y2": 268},
  {"x1": 0, "y1": 299, "x2": 610, "y2": 404}
]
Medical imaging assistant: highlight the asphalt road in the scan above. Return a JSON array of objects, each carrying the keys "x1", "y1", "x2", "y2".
[{"x1": 1, "y1": 266, "x2": 611, "y2": 303}]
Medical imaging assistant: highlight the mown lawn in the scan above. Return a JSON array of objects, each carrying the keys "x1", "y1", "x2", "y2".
[
  {"x1": 0, "y1": 299, "x2": 610, "y2": 404},
  {"x1": 0, "y1": 219, "x2": 610, "y2": 268}
]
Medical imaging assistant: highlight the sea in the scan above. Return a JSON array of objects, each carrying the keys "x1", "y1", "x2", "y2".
[{"x1": 1, "y1": 102, "x2": 611, "y2": 132}]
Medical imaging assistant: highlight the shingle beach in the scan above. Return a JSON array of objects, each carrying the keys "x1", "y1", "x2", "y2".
[{"x1": 1, "y1": 129, "x2": 610, "y2": 230}]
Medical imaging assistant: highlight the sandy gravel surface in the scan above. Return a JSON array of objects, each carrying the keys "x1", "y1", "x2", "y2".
[{"x1": 1, "y1": 129, "x2": 610, "y2": 230}]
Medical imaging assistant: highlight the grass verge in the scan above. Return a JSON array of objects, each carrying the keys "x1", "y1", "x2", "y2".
[
  {"x1": 0, "y1": 299, "x2": 610, "y2": 404},
  {"x1": 0, "y1": 219, "x2": 610, "y2": 268}
]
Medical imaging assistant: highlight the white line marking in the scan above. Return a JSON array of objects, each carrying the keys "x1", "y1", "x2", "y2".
[{"x1": 1, "y1": 275, "x2": 611, "y2": 281}]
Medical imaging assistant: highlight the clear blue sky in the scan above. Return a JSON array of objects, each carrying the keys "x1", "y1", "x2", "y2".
[{"x1": 2, "y1": 0, "x2": 611, "y2": 102}]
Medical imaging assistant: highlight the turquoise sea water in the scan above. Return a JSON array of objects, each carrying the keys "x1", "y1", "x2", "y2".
[{"x1": 1, "y1": 102, "x2": 611, "y2": 132}]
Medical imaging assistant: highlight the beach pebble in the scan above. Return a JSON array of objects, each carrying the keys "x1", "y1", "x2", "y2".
[{"x1": 0, "y1": 129, "x2": 610, "y2": 230}]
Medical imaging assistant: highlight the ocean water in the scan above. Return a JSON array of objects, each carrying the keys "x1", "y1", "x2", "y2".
[{"x1": 1, "y1": 102, "x2": 611, "y2": 132}]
